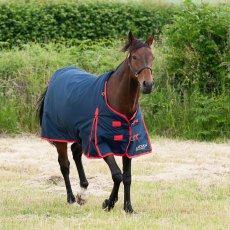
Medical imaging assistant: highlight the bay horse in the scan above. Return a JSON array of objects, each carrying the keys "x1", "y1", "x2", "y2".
[{"x1": 37, "y1": 32, "x2": 154, "y2": 213}]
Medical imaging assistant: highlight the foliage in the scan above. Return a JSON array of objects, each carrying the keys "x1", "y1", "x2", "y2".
[
  {"x1": 0, "y1": 42, "x2": 229, "y2": 140},
  {"x1": 161, "y1": 0, "x2": 230, "y2": 95},
  {"x1": 0, "y1": 42, "x2": 124, "y2": 133},
  {"x1": 0, "y1": 2, "x2": 173, "y2": 47},
  {"x1": 141, "y1": 89, "x2": 230, "y2": 140},
  {"x1": 137, "y1": 0, "x2": 230, "y2": 141}
]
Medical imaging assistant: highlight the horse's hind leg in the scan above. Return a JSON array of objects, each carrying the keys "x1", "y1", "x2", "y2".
[
  {"x1": 55, "y1": 142, "x2": 76, "y2": 204},
  {"x1": 103, "y1": 155, "x2": 123, "y2": 211},
  {"x1": 71, "y1": 143, "x2": 88, "y2": 205}
]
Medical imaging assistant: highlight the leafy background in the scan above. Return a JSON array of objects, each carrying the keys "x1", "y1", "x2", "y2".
[{"x1": 0, "y1": 0, "x2": 229, "y2": 141}]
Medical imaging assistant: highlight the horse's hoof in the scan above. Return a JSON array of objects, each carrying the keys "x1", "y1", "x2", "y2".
[
  {"x1": 124, "y1": 203, "x2": 136, "y2": 214},
  {"x1": 67, "y1": 195, "x2": 76, "y2": 204},
  {"x1": 126, "y1": 209, "x2": 137, "y2": 214},
  {"x1": 76, "y1": 194, "x2": 87, "y2": 206},
  {"x1": 102, "y1": 199, "x2": 114, "y2": 211}
]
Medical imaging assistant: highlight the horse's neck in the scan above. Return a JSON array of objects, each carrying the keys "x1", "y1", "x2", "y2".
[{"x1": 107, "y1": 60, "x2": 140, "y2": 119}]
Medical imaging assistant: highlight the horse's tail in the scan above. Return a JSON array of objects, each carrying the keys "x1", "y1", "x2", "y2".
[{"x1": 36, "y1": 88, "x2": 48, "y2": 126}]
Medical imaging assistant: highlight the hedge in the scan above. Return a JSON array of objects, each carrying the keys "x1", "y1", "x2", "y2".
[
  {"x1": 160, "y1": 1, "x2": 230, "y2": 95},
  {"x1": 0, "y1": 2, "x2": 173, "y2": 47}
]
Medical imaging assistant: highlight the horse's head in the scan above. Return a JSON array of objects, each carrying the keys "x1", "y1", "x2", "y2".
[{"x1": 122, "y1": 32, "x2": 154, "y2": 94}]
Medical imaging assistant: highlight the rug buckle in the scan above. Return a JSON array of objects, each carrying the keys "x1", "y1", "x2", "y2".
[{"x1": 130, "y1": 134, "x2": 138, "y2": 142}]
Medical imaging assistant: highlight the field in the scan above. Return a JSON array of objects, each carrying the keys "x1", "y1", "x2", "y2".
[
  {"x1": 0, "y1": 136, "x2": 229, "y2": 229},
  {"x1": 0, "y1": 0, "x2": 229, "y2": 229}
]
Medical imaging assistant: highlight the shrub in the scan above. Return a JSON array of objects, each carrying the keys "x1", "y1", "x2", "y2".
[
  {"x1": 160, "y1": 0, "x2": 230, "y2": 95},
  {"x1": 0, "y1": 2, "x2": 173, "y2": 47}
]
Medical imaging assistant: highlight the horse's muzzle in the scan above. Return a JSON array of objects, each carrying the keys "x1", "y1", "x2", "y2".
[{"x1": 142, "y1": 80, "x2": 154, "y2": 94}]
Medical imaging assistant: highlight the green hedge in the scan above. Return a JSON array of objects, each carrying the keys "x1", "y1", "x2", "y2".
[
  {"x1": 160, "y1": 1, "x2": 230, "y2": 95},
  {"x1": 0, "y1": 2, "x2": 173, "y2": 47}
]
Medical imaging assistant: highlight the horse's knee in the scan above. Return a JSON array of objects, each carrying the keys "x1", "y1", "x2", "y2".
[
  {"x1": 123, "y1": 174, "x2": 131, "y2": 186},
  {"x1": 71, "y1": 143, "x2": 82, "y2": 153},
  {"x1": 112, "y1": 172, "x2": 123, "y2": 184},
  {"x1": 71, "y1": 143, "x2": 82, "y2": 160}
]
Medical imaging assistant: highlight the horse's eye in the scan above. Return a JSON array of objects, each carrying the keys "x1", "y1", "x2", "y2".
[{"x1": 132, "y1": 55, "x2": 137, "y2": 60}]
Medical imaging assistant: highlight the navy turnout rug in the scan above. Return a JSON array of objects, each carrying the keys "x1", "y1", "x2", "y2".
[{"x1": 41, "y1": 66, "x2": 152, "y2": 158}]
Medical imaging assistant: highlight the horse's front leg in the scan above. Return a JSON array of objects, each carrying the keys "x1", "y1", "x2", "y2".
[
  {"x1": 103, "y1": 155, "x2": 123, "y2": 211},
  {"x1": 122, "y1": 155, "x2": 135, "y2": 213}
]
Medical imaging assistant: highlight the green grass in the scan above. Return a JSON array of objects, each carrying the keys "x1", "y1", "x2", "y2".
[{"x1": 0, "y1": 170, "x2": 230, "y2": 229}]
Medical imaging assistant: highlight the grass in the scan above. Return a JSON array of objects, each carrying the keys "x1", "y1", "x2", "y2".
[
  {"x1": 0, "y1": 151, "x2": 230, "y2": 229},
  {"x1": 1, "y1": 172, "x2": 229, "y2": 229}
]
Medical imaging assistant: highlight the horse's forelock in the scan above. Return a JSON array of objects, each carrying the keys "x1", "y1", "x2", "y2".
[{"x1": 121, "y1": 38, "x2": 150, "y2": 53}]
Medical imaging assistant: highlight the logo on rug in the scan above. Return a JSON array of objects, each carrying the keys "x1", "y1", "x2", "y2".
[{"x1": 136, "y1": 144, "x2": 147, "y2": 151}]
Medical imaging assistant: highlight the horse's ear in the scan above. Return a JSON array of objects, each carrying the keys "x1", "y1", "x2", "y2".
[
  {"x1": 145, "y1": 35, "x2": 154, "y2": 46},
  {"x1": 128, "y1": 31, "x2": 135, "y2": 45},
  {"x1": 121, "y1": 31, "x2": 135, "y2": 52}
]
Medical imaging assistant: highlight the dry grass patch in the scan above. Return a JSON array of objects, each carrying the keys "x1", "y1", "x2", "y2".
[{"x1": 0, "y1": 135, "x2": 230, "y2": 229}]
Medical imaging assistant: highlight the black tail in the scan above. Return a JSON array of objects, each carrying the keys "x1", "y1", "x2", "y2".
[{"x1": 36, "y1": 88, "x2": 48, "y2": 126}]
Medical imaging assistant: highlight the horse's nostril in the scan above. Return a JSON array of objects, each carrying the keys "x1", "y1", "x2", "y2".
[
  {"x1": 142, "y1": 80, "x2": 153, "y2": 94},
  {"x1": 143, "y1": 81, "x2": 152, "y2": 88}
]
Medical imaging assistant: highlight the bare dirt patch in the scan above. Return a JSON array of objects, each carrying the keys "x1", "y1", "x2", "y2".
[{"x1": 0, "y1": 135, "x2": 229, "y2": 196}]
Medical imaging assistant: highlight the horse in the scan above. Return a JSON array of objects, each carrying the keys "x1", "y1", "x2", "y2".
[{"x1": 37, "y1": 32, "x2": 154, "y2": 213}]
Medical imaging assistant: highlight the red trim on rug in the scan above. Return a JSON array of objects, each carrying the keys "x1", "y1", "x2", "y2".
[
  {"x1": 125, "y1": 150, "x2": 152, "y2": 159},
  {"x1": 94, "y1": 109, "x2": 102, "y2": 157},
  {"x1": 124, "y1": 124, "x2": 132, "y2": 158},
  {"x1": 104, "y1": 81, "x2": 138, "y2": 122},
  {"x1": 141, "y1": 116, "x2": 152, "y2": 153},
  {"x1": 41, "y1": 137, "x2": 76, "y2": 143},
  {"x1": 82, "y1": 150, "x2": 151, "y2": 159},
  {"x1": 87, "y1": 108, "x2": 99, "y2": 157},
  {"x1": 83, "y1": 151, "x2": 114, "y2": 159}
]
